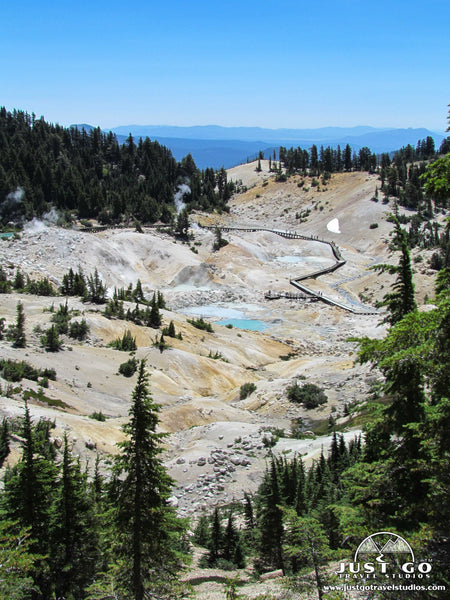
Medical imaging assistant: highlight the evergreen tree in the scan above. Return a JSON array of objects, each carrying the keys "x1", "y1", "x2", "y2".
[
  {"x1": 223, "y1": 512, "x2": 243, "y2": 566},
  {"x1": 257, "y1": 459, "x2": 284, "y2": 572},
  {"x1": 147, "y1": 293, "x2": 162, "y2": 328},
  {"x1": 372, "y1": 217, "x2": 416, "y2": 325},
  {"x1": 157, "y1": 290, "x2": 166, "y2": 309},
  {"x1": 2, "y1": 403, "x2": 57, "y2": 598},
  {"x1": 283, "y1": 511, "x2": 331, "y2": 600},
  {"x1": 208, "y1": 507, "x2": 223, "y2": 565},
  {"x1": 85, "y1": 268, "x2": 107, "y2": 304},
  {"x1": 132, "y1": 279, "x2": 145, "y2": 302},
  {"x1": 110, "y1": 360, "x2": 186, "y2": 599},
  {"x1": 40, "y1": 324, "x2": 62, "y2": 352},
  {"x1": 0, "y1": 520, "x2": 40, "y2": 600},
  {"x1": 0, "y1": 417, "x2": 10, "y2": 467},
  {"x1": 12, "y1": 301, "x2": 26, "y2": 348},
  {"x1": 13, "y1": 268, "x2": 25, "y2": 290},
  {"x1": 193, "y1": 513, "x2": 210, "y2": 547},
  {"x1": 50, "y1": 435, "x2": 99, "y2": 599},
  {"x1": 167, "y1": 320, "x2": 176, "y2": 337},
  {"x1": 175, "y1": 208, "x2": 190, "y2": 239}
]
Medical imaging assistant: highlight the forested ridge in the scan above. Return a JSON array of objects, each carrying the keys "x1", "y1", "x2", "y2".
[{"x1": 0, "y1": 107, "x2": 234, "y2": 227}]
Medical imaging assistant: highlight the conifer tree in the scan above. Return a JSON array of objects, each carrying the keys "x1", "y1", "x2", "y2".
[
  {"x1": 294, "y1": 458, "x2": 307, "y2": 516},
  {"x1": 257, "y1": 459, "x2": 284, "y2": 572},
  {"x1": 13, "y1": 268, "x2": 25, "y2": 290},
  {"x1": 40, "y1": 324, "x2": 62, "y2": 352},
  {"x1": 85, "y1": 268, "x2": 107, "y2": 304},
  {"x1": 208, "y1": 507, "x2": 223, "y2": 565},
  {"x1": 175, "y1": 208, "x2": 190, "y2": 239},
  {"x1": 12, "y1": 301, "x2": 26, "y2": 348},
  {"x1": 0, "y1": 417, "x2": 10, "y2": 467},
  {"x1": 243, "y1": 492, "x2": 256, "y2": 530},
  {"x1": 222, "y1": 512, "x2": 239, "y2": 563},
  {"x1": 51, "y1": 434, "x2": 99, "y2": 599},
  {"x1": 111, "y1": 360, "x2": 186, "y2": 599},
  {"x1": 167, "y1": 320, "x2": 176, "y2": 337},
  {"x1": 372, "y1": 217, "x2": 416, "y2": 325},
  {"x1": 0, "y1": 520, "x2": 40, "y2": 600},
  {"x1": 2, "y1": 403, "x2": 57, "y2": 598},
  {"x1": 147, "y1": 293, "x2": 162, "y2": 328},
  {"x1": 157, "y1": 290, "x2": 166, "y2": 309},
  {"x1": 283, "y1": 511, "x2": 331, "y2": 600}
]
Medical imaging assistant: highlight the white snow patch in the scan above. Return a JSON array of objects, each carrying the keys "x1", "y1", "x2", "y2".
[{"x1": 327, "y1": 218, "x2": 341, "y2": 233}]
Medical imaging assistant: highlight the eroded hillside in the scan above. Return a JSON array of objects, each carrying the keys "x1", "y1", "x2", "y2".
[{"x1": 0, "y1": 163, "x2": 438, "y2": 517}]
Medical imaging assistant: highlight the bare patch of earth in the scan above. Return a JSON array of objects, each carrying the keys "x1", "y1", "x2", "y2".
[{"x1": 0, "y1": 164, "x2": 437, "y2": 525}]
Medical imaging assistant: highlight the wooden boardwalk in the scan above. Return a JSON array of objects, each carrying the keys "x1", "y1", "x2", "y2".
[{"x1": 203, "y1": 225, "x2": 378, "y2": 315}]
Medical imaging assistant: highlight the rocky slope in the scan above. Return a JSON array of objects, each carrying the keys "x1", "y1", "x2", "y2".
[
  {"x1": 0, "y1": 163, "x2": 437, "y2": 516},
  {"x1": 3, "y1": 162, "x2": 442, "y2": 598}
]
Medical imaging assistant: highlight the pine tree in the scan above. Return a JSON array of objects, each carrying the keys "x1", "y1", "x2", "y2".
[
  {"x1": 133, "y1": 279, "x2": 145, "y2": 302},
  {"x1": 175, "y1": 208, "x2": 190, "y2": 239},
  {"x1": 0, "y1": 417, "x2": 10, "y2": 467},
  {"x1": 147, "y1": 293, "x2": 162, "y2": 328},
  {"x1": 157, "y1": 290, "x2": 166, "y2": 309},
  {"x1": 50, "y1": 435, "x2": 99, "y2": 599},
  {"x1": 257, "y1": 459, "x2": 284, "y2": 572},
  {"x1": 2, "y1": 403, "x2": 57, "y2": 598},
  {"x1": 40, "y1": 324, "x2": 62, "y2": 352},
  {"x1": 225, "y1": 513, "x2": 245, "y2": 568},
  {"x1": 0, "y1": 520, "x2": 40, "y2": 600},
  {"x1": 208, "y1": 507, "x2": 223, "y2": 565},
  {"x1": 85, "y1": 268, "x2": 107, "y2": 304},
  {"x1": 283, "y1": 511, "x2": 331, "y2": 600},
  {"x1": 12, "y1": 301, "x2": 26, "y2": 348},
  {"x1": 372, "y1": 217, "x2": 416, "y2": 325},
  {"x1": 111, "y1": 360, "x2": 186, "y2": 599},
  {"x1": 13, "y1": 268, "x2": 25, "y2": 290}
]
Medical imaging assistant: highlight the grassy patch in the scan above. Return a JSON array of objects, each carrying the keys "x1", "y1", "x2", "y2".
[{"x1": 23, "y1": 388, "x2": 68, "y2": 410}]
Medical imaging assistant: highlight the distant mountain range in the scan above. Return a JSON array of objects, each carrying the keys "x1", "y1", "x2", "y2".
[{"x1": 72, "y1": 124, "x2": 446, "y2": 170}]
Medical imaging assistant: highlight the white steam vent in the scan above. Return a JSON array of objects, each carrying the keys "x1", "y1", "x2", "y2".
[{"x1": 174, "y1": 183, "x2": 191, "y2": 214}]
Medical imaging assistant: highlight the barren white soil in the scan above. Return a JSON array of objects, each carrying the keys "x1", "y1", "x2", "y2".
[{"x1": 0, "y1": 162, "x2": 438, "y2": 598}]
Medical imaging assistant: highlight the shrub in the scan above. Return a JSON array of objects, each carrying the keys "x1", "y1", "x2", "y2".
[
  {"x1": 90, "y1": 411, "x2": 106, "y2": 421},
  {"x1": 23, "y1": 388, "x2": 67, "y2": 409},
  {"x1": 40, "y1": 325, "x2": 62, "y2": 352},
  {"x1": 51, "y1": 301, "x2": 70, "y2": 334},
  {"x1": 162, "y1": 320, "x2": 178, "y2": 338},
  {"x1": 240, "y1": 382, "x2": 257, "y2": 400},
  {"x1": 118, "y1": 357, "x2": 138, "y2": 377},
  {"x1": 369, "y1": 223, "x2": 379, "y2": 229},
  {"x1": 68, "y1": 319, "x2": 90, "y2": 340},
  {"x1": 430, "y1": 252, "x2": 444, "y2": 271},
  {"x1": 108, "y1": 330, "x2": 137, "y2": 351},
  {"x1": 286, "y1": 382, "x2": 327, "y2": 409},
  {"x1": 212, "y1": 227, "x2": 229, "y2": 252},
  {"x1": 187, "y1": 317, "x2": 214, "y2": 333}
]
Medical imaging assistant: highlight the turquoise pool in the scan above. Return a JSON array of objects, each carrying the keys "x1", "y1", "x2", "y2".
[{"x1": 218, "y1": 318, "x2": 268, "y2": 331}]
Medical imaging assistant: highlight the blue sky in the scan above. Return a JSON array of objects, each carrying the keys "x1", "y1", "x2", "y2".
[{"x1": 1, "y1": 0, "x2": 449, "y2": 131}]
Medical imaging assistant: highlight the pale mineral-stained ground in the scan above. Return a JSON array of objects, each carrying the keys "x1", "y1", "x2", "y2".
[{"x1": 0, "y1": 161, "x2": 439, "y2": 597}]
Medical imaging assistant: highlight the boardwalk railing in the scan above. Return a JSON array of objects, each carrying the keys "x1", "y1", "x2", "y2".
[{"x1": 201, "y1": 225, "x2": 378, "y2": 315}]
